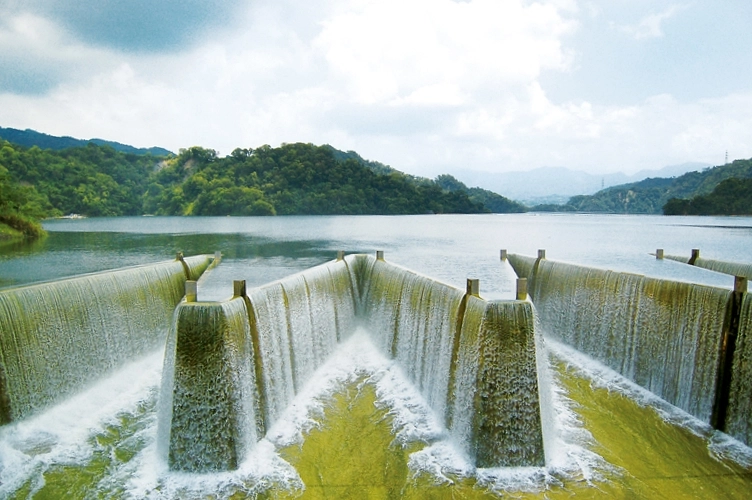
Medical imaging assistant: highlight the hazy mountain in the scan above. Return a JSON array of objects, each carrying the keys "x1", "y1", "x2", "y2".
[
  {"x1": 450, "y1": 162, "x2": 710, "y2": 205},
  {"x1": 0, "y1": 126, "x2": 172, "y2": 156}
]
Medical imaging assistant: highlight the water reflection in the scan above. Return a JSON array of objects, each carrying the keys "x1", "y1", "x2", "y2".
[
  {"x1": 0, "y1": 232, "x2": 334, "y2": 289},
  {"x1": 2, "y1": 214, "x2": 750, "y2": 292}
]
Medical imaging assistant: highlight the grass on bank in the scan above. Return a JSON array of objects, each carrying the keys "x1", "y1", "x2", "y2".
[{"x1": 0, "y1": 214, "x2": 46, "y2": 240}]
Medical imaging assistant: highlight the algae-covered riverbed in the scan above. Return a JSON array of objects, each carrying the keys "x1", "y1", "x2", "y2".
[{"x1": 3, "y1": 335, "x2": 750, "y2": 499}]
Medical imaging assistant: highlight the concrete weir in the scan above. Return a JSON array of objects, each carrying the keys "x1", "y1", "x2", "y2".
[
  {"x1": 0, "y1": 254, "x2": 213, "y2": 424},
  {"x1": 508, "y1": 251, "x2": 752, "y2": 448},
  {"x1": 163, "y1": 253, "x2": 545, "y2": 472}
]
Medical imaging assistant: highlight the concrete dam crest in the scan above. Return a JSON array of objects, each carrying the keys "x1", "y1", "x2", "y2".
[
  {"x1": 162, "y1": 253, "x2": 545, "y2": 472},
  {"x1": 507, "y1": 250, "x2": 752, "y2": 449},
  {"x1": 2, "y1": 246, "x2": 751, "y2": 493}
]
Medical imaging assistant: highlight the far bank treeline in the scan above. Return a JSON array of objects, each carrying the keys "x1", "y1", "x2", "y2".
[
  {"x1": 0, "y1": 140, "x2": 525, "y2": 227},
  {"x1": 537, "y1": 158, "x2": 752, "y2": 216}
]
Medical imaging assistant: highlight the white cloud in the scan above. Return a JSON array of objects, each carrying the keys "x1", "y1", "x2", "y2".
[
  {"x1": 314, "y1": 0, "x2": 575, "y2": 104},
  {"x1": 0, "y1": 12, "x2": 114, "y2": 93},
  {"x1": 389, "y1": 83, "x2": 466, "y2": 107},
  {"x1": 0, "y1": 0, "x2": 750, "y2": 179},
  {"x1": 617, "y1": 4, "x2": 686, "y2": 40}
]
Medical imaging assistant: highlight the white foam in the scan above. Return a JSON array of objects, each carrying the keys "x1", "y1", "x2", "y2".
[
  {"x1": 266, "y1": 328, "x2": 446, "y2": 449},
  {"x1": 547, "y1": 338, "x2": 752, "y2": 470},
  {"x1": 0, "y1": 350, "x2": 164, "y2": 497},
  {"x1": 1, "y1": 326, "x2": 660, "y2": 498}
]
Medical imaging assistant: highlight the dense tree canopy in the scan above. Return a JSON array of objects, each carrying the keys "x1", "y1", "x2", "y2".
[
  {"x1": 0, "y1": 140, "x2": 156, "y2": 217},
  {"x1": 0, "y1": 161, "x2": 50, "y2": 237},
  {"x1": 664, "y1": 177, "x2": 752, "y2": 215},
  {"x1": 536, "y1": 159, "x2": 752, "y2": 214},
  {"x1": 145, "y1": 143, "x2": 486, "y2": 216},
  {"x1": 2, "y1": 139, "x2": 532, "y2": 225}
]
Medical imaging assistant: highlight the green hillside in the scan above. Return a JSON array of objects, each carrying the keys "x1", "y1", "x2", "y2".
[
  {"x1": 0, "y1": 163, "x2": 48, "y2": 238},
  {"x1": 664, "y1": 177, "x2": 752, "y2": 215},
  {"x1": 0, "y1": 138, "x2": 528, "y2": 222},
  {"x1": 537, "y1": 158, "x2": 752, "y2": 214},
  {"x1": 143, "y1": 144, "x2": 485, "y2": 216},
  {"x1": 0, "y1": 141, "x2": 159, "y2": 217},
  {"x1": 323, "y1": 148, "x2": 524, "y2": 213}
]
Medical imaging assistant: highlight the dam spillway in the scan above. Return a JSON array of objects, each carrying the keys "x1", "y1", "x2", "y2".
[
  {"x1": 0, "y1": 243, "x2": 751, "y2": 497},
  {"x1": 359, "y1": 255, "x2": 543, "y2": 467},
  {"x1": 0, "y1": 254, "x2": 212, "y2": 424},
  {"x1": 508, "y1": 251, "x2": 752, "y2": 448},
  {"x1": 163, "y1": 253, "x2": 545, "y2": 472},
  {"x1": 662, "y1": 249, "x2": 752, "y2": 280}
]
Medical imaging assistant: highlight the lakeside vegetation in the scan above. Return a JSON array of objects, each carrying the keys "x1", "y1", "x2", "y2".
[
  {"x1": 663, "y1": 177, "x2": 752, "y2": 215},
  {"x1": 145, "y1": 143, "x2": 488, "y2": 216},
  {"x1": 533, "y1": 158, "x2": 752, "y2": 215},
  {"x1": 0, "y1": 137, "x2": 526, "y2": 230},
  {"x1": 0, "y1": 162, "x2": 48, "y2": 239},
  {"x1": 3, "y1": 126, "x2": 751, "y2": 222}
]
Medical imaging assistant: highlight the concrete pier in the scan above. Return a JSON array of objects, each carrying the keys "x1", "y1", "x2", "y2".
[{"x1": 166, "y1": 254, "x2": 546, "y2": 471}]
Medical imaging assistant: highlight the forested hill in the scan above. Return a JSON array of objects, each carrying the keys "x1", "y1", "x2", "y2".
[
  {"x1": 0, "y1": 127, "x2": 171, "y2": 156},
  {"x1": 0, "y1": 140, "x2": 159, "y2": 220},
  {"x1": 144, "y1": 143, "x2": 486, "y2": 215},
  {"x1": 663, "y1": 177, "x2": 752, "y2": 215},
  {"x1": 538, "y1": 158, "x2": 752, "y2": 214},
  {"x1": 0, "y1": 139, "x2": 530, "y2": 227},
  {"x1": 320, "y1": 146, "x2": 526, "y2": 213}
]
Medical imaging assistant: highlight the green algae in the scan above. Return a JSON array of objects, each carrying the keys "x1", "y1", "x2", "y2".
[
  {"x1": 554, "y1": 360, "x2": 752, "y2": 499},
  {"x1": 8, "y1": 359, "x2": 752, "y2": 499},
  {"x1": 10, "y1": 395, "x2": 155, "y2": 500},
  {"x1": 279, "y1": 382, "x2": 414, "y2": 499},
  {"x1": 274, "y1": 362, "x2": 752, "y2": 499}
]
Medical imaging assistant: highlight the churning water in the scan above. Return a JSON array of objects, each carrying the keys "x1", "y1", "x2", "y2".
[{"x1": 0, "y1": 214, "x2": 751, "y2": 497}]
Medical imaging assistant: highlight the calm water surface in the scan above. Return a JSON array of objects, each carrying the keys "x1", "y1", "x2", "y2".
[{"x1": 2, "y1": 214, "x2": 750, "y2": 294}]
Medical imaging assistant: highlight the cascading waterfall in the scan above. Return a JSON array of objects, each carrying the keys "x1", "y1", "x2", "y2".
[
  {"x1": 247, "y1": 283, "x2": 296, "y2": 427},
  {"x1": 163, "y1": 298, "x2": 259, "y2": 472},
  {"x1": 247, "y1": 258, "x2": 357, "y2": 427},
  {"x1": 165, "y1": 257, "x2": 360, "y2": 471},
  {"x1": 727, "y1": 293, "x2": 752, "y2": 445},
  {"x1": 514, "y1": 255, "x2": 731, "y2": 425},
  {"x1": 468, "y1": 300, "x2": 543, "y2": 467},
  {"x1": 0, "y1": 255, "x2": 211, "y2": 424},
  {"x1": 507, "y1": 254, "x2": 537, "y2": 282},
  {"x1": 664, "y1": 253, "x2": 752, "y2": 279},
  {"x1": 359, "y1": 255, "x2": 544, "y2": 467},
  {"x1": 634, "y1": 277, "x2": 728, "y2": 420},
  {"x1": 361, "y1": 258, "x2": 464, "y2": 424},
  {"x1": 165, "y1": 254, "x2": 546, "y2": 471}
]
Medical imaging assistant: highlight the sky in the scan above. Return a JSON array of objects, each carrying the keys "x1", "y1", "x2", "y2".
[{"x1": 1, "y1": 0, "x2": 751, "y2": 177}]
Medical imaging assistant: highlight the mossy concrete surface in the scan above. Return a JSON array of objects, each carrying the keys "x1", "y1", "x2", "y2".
[{"x1": 8, "y1": 360, "x2": 752, "y2": 499}]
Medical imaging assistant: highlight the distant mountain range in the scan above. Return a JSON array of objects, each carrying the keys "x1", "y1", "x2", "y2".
[
  {"x1": 0, "y1": 126, "x2": 172, "y2": 156},
  {"x1": 450, "y1": 163, "x2": 711, "y2": 205}
]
